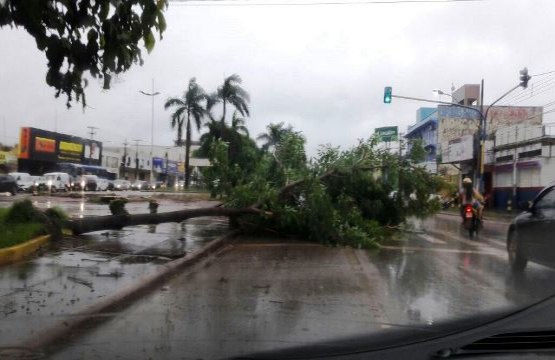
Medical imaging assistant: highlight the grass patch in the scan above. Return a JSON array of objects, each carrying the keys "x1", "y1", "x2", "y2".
[{"x1": 0, "y1": 206, "x2": 46, "y2": 249}]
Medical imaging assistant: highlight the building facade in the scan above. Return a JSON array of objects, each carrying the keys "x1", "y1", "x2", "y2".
[
  {"x1": 405, "y1": 107, "x2": 438, "y2": 173},
  {"x1": 488, "y1": 124, "x2": 555, "y2": 209},
  {"x1": 405, "y1": 84, "x2": 544, "y2": 202},
  {"x1": 102, "y1": 142, "x2": 210, "y2": 183}
]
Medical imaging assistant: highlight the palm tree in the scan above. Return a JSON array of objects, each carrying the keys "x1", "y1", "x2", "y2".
[
  {"x1": 217, "y1": 74, "x2": 250, "y2": 125},
  {"x1": 231, "y1": 111, "x2": 249, "y2": 137},
  {"x1": 257, "y1": 122, "x2": 291, "y2": 152},
  {"x1": 164, "y1": 78, "x2": 206, "y2": 188},
  {"x1": 205, "y1": 92, "x2": 221, "y2": 123}
]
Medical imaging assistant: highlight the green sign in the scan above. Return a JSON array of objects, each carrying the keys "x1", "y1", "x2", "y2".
[{"x1": 375, "y1": 126, "x2": 398, "y2": 142}]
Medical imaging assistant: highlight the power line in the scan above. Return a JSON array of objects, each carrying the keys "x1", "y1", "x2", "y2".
[
  {"x1": 525, "y1": 108, "x2": 555, "y2": 121},
  {"x1": 499, "y1": 73, "x2": 555, "y2": 105},
  {"x1": 170, "y1": 0, "x2": 486, "y2": 6},
  {"x1": 531, "y1": 70, "x2": 555, "y2": 77},
  {"x1": 512, "y1": 82, "x2": 555, "y2": 106},
  {"x1": 500, "y1": 73, "x2": 555, "y2": 104},
  {"x1": 499, "y1": 75, "x2": 555, "y2": 105}
]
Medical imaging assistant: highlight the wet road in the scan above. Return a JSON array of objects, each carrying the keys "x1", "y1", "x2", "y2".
[
  {"x1": 49, "y1": 213, "x2": 555, "y2": 359},
  {"x1": 0, "y1": 194, "x2": 228, "y2": 352}
]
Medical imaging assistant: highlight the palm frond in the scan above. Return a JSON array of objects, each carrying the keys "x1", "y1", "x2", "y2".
[{"x1": 164, "y1": 97, "x2": 185, "y2": 109}]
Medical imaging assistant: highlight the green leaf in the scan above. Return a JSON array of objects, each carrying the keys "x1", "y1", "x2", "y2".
[
  {"x1": 144, "y1": 30, "x2": 155, "y2": 53},
  {"x1": 157, "y1": 11, "x2": 166, "y2": 34},
  {"x1": 100, "y1": 1, "x2": 109, "y2": 20}
]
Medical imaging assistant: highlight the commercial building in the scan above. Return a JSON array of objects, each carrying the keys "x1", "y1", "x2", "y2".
[
  {"x1": 0, "y1": 148, "x2": 17, "y2": 173},
  {"x1": 405, "y1": 108, "x2": 438, "y2": 173},
  {"x1": 488, "y1": 124, "x2": 555, "y2": 209},
  {"x1": 102, "y1": 142, "x2": 210, "y2": 183},
  {"x1": 405, "y1": 84, "x2": 543, "y2": 200},
  {"x1": 15, "y1": 127, "x2": 211, "y2": 184},
  {"x1": 17, "y1": 127, "x2": 104, "y2": 175}
]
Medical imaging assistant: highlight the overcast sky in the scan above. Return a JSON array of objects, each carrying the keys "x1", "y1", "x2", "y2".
[{"x1": 1, "y1": 0, "x2": 554, "y2": 156}]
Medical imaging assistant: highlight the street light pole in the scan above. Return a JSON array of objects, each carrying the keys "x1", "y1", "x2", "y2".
[
  {"x1": 139, "y1": 79, "x2": 160, "y2": 185},
  {"x1": 132, "y1": 139, "x2": 143, "y2": 181}
]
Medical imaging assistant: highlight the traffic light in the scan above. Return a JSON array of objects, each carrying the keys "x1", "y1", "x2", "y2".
[
  {"x1": 384, "y1": 86, "x2": 392, "y2": 103},
  {"x1": 520, "y1": 67, "x2": 531, "y2": 88}
]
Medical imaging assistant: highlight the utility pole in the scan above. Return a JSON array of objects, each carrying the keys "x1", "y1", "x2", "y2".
[
  {"x1": 87, "y1": 126, "x2": 98, "y2": 140},
  {"x1": 86, "y1": 126, "x2": 99, "y2": 165},
  {"x1": 139, "y1": 79, "x2": 160, "y2": 184},
  {"x1": 133, "y1": 139, "x2": 143, "y2": 181},
  {"x1": 478, "y1": 79, "x2": 485, "y2": 189},
  {"x1": 121, "y1": 139, "x2": 128, "y2": 180}
]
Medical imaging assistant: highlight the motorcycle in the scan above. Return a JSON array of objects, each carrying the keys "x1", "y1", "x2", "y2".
[{"x1": 462, "y1": 204, "x2": 480, "y2": 239}]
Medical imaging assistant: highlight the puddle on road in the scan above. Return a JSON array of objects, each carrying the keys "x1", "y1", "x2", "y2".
[{"x1": 0, "y1": 198, "x2": 228, "y2": 348}]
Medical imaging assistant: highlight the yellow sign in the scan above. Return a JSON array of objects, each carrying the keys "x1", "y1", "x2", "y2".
[
  {"x1": 59, "y1": 141, "x2": 83, "y2": 153},
  {"x1": 0, "y1": 151, "x2": 16, "y2": 164}
]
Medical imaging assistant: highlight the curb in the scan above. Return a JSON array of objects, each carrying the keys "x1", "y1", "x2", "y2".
[
  {"x1": 0, "y1": 235, "x2": 51, "y2": 266},
  {"x1": 21, "y1": 229, "x2": 240, "y2": 353}
]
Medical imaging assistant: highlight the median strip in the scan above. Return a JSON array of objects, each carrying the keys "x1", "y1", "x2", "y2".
[
  {"x1": 20, "y1": 229, "x2": 240, "y2": 354},
  {"x1": 0, "y1": 235, "x2": 51, "y2": 266}
]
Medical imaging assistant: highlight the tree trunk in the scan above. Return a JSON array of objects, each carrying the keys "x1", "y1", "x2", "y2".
[
  {"x1": 222, "y1": 99, "x2": 227, "y2": 125},
  {"x1": 176, "y1": 119, "x2": 183, "y2": 146},
  {"x1": 66, "y1": 207, "x2": 265, "y2": 235},
  {"x1": 185, "y1": 110, "x2": 192, "y2": 189}
]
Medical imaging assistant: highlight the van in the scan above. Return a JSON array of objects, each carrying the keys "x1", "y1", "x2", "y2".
[{"x1": 42, "y1": 172, "x2": 71, "y2": 192}]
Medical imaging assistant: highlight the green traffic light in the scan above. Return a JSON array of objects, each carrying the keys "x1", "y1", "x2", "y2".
[{"x1": 384, "y1": 86, "x2": 392, "y2": 104}]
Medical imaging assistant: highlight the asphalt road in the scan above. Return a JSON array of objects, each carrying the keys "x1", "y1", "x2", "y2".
[
  {"x1": 47, "y1": 213, "x2": 555, "y2": 359},
  {"x1": 0, "y1": 194, "x2": 228, "y2": 354}
]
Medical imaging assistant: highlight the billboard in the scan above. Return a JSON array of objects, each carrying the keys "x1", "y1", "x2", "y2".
[
  {"x1": 152, "y1": 157, "x2": 165, "y2": 173},
  {"x1": 18, "y1": 127, "x2": 102, "y2": 165},
  {"x1": 167, "y1": 160, "x2": 178, "y2": 174},
  {"x1": 441, "y1": 134, "x2": 474, "y2": 163},
  {"x1": 375, "y1": 126, "x2": 398, "y2": 142}
]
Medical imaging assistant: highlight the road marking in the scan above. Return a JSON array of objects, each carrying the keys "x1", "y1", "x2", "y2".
[
  {"x1": 425, "y1": 228, "x2": 505, "y2": 251},
  {"x1": 380, "y1": 245, "x2": 505, "y2": 258},
  {"x1": 234, "y1": 243, "x2": 323, "y2": 248},
  {"x1": 418, "y1": 234, "x2": 447, "y2": 245}
]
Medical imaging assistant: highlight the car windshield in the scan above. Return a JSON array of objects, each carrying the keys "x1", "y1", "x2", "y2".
[{"x1": 2, "y1": 0, "x2": 555, "y2": 358}]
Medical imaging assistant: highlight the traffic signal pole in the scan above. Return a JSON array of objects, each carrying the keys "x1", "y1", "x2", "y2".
[{"x1": 385, "y1": 68, "x2": 530, "y2": 194}]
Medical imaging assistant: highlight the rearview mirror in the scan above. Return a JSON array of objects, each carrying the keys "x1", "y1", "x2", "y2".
[{"x1": 518, "y1": 201, "x2": 533, "y2": 211}]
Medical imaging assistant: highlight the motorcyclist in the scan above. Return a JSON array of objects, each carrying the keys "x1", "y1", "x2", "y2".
[{"x1": 460, "y1": 177, "x2": 484, "y2": 223}]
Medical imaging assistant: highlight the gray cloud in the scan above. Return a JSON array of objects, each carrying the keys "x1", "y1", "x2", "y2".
[{"x1": 1, "y1": 0, "x2": 554, "y2": 156}]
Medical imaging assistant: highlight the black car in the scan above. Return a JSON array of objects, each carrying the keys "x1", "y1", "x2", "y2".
[
  {"x1": 0, "y1": 174, "x2": 18, "y2": 195},
  {"x1": 507, "y1": 184, "x2": 555, "y2": 271}
]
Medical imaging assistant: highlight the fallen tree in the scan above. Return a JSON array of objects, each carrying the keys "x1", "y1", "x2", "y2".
[
  {"x1": 60, "y1": 132, "x2": 446, "y2": 248},
  {"x1": 67, "y1": 206, "x2": 265, "y2": 235}
]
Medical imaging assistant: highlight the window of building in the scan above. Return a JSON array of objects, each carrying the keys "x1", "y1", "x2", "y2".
[{"x1": 518, "y1": 149, "x2": 542, "y2": 159}]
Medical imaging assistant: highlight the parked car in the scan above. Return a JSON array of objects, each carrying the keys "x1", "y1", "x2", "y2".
[
  {"x1": 507, "y1": 184, "x2": 555, "y2": 272},
  {"x1": 113, "y1": 179, "x2": 131, "y2": 191},
  {"x1": 73, "y1": 174, "x2": 98, "y2": 191},
  {"x1": 0, "y1": 174, "x2": 18, "y2": 195},
  {"x1": 132, "y1": 180, "x2": 148, "y2": 191},
  {"x1": 8, "y1": 172, "x2": 34, "y2": 192},
  {"x1": 96, "y1": 178, "x2": 111, "y2": 191},
  {"x1": 42, "y1": 172, "x2": 71, "y2": 192}
]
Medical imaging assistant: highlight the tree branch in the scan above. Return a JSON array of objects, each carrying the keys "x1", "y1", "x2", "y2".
[{"x1": 66, "y1": 206, "x2": 265, "y2": 235}]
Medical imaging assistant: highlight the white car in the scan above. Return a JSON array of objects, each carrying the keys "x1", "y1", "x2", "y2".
[
  {"x1": 113, "y1": 179, "x2": 131, "y2": 191},
  {"x1": 96, "y1": 178, "x2": 111, "y2": 191},
  {"x1": 9, "y1": 172, "x2": 34, "y2": 192},
  {"x1": 42, "y1": 172, "x2": 71, "y2": 191}
]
